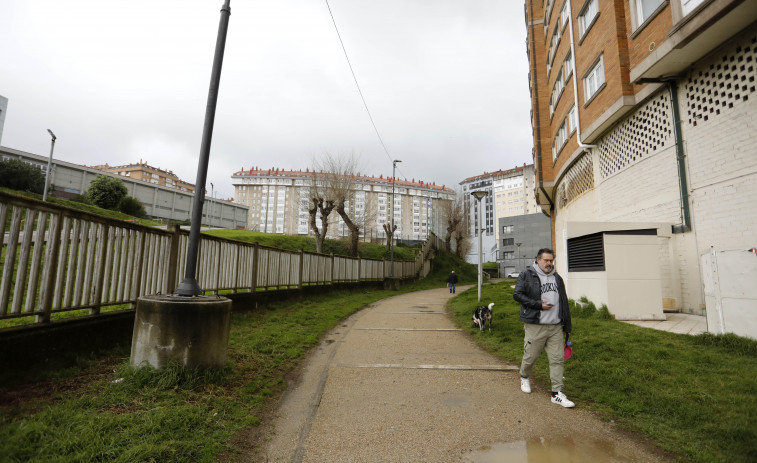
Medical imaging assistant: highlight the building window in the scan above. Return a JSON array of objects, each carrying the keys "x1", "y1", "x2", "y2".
[
  {"x1": 633, "y1": 0, "x2": 664, "y2": 27},
  {"x1": 550, "y1": 70, "x2": 564, "y2": 116},
  {"x1": 560, "y1": 1, "x2": 570, "y2": 28},
  {"x1": 578, "y1": 0, "x2": 599, "y2": 37},
  {"x1": 503, "y1": 238, "x2": 514, "y2": 246},
  {"x1": 583, "y1": 54, "x2": 605, "y2": 104},
  {"x1": 563, "y1": 51, "x2": 573, "y2": 78},
  {"x1": 568, "y1": 106, "x2": 577, "y2": 133},
  {"x1": 503, "y1": 251, "x2": 515, "y2": 259},
  {"x1": 503, "y1": 225, "x2": 514, "y2": 233}
]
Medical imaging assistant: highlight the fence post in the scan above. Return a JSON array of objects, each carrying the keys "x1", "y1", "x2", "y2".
[
  {"x1": 90, "y1": 224, "x2": 110, "y2": 315},
  {"x1": 251, "y1": 243, "x2": 259, "y2": 292},
  {"x1": 298, "y1": 249, "x2": 304, "y2": 289},
  {"x1": 234, "y1": 245, "x2": 241, "y2": 293},
  {"x1": 358, "y1": 256, "x2": 362, "y2": 282},
  {"x1": 132, "y1": 230, "x2": 147, "y2": 305},
  {"x1": 331, "y1": 253, "x2": 335, "y2": 284},
  {"x1": 166, "y1": 224, "x2": 181, "y2": 294},
  {"x1": 38, "y1": 211, "x2": 64, "y2": 324}
]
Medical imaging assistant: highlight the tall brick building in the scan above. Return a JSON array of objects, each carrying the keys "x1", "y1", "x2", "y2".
[{"x1": 525, "y1": 0, "x2": 756, "y2": 321}]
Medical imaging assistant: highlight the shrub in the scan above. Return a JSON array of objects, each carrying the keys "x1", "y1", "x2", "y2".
[
  {"x1": 0, "y1": 159, "x2": 45, "y2": 193},
  {"x1": 87, "y1": 175, "x2": 127, "y2": 210},
  {"x1": 118, "y1": 196, "x2": 146, "y2": 218}
]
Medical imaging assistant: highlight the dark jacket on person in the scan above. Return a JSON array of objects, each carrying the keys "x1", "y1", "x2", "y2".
[
  {"x1": 447, "y1": 273, "x2": 458, "y2": 284},
  {"x1": 513, "y1": 265, "x2": 571, "y2": 333}
]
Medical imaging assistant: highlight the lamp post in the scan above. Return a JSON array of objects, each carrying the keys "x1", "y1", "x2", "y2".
[
  {"x1": 175, "y1": 0, "x2": 231, "y2": 296},
  {"x1": 42, "y1": 129, "x2": 56, "y2": 201},
  {"x1": 390, "y1": 159, "x2": 401, "y2": 277},
  {"x1": 516, "y1": 242, "x2": 522, "y2": 272},
  {"x1": 471, "y1": 190, "x2": 488, "y2": 301}
]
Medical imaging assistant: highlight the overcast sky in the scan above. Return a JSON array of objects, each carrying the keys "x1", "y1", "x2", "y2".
[{"x1": 0, "y1": 0, "x2": 532, "y2": 199}]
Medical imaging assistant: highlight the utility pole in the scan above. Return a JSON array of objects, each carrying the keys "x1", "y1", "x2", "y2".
[
  {"x1": 175, "y1": 0, "x2": 231, "y2": 296},
  {"x1": 42, "y1": 129, "x2": 56, "y2": 201},
  {"x1": 390, "y1": 159, "x2": 401, "y2": 277}
]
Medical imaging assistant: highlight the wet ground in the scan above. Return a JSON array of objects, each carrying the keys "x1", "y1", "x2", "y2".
[{"x1": 256, "y1": 287, "x2": 671, "y2": 462}]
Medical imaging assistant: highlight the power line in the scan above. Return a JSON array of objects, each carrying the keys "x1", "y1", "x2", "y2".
[{"x1": 324, "y1": 0, "x2": 400, "y2": 175}]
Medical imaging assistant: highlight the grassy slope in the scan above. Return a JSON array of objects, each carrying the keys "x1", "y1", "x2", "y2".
[
  {"x1": 1, "y1": 187, "x2": 161, "y2": 226},
  {"x1": 206, "y1": 229, "x2": 418, "y2": 261},
  {"x1": 0, "y1": 250, "x2": 476, "y2": 462},
  {"x1": 448, "y1": 281, "x2": 757, "y2": 463}
]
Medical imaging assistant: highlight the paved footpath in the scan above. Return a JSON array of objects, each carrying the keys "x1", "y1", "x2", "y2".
[{"x1": 259, "y1": 287, "x2": 669, "y2": 462}]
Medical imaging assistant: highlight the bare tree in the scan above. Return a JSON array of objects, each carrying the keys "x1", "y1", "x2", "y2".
[
  {"x1": 454, "y1": 216, "x2": 472, "y2": 259},
  {"x1": 307, "y1": 166, "x2": 336, "y2": 254},
  {"x1": 313, "y1": 153, "x2": 365, "y2": 257},
  {"x1": 383, "y1": 223, "x2": 397, "y2": 251},
  {"x1": 441, "y1": 194, "x2": 464, "y2": 251}
]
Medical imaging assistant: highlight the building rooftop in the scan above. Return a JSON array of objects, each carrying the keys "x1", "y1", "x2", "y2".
[{"x1": 232, "y1": 166, "x2": 454, "y2": 193}]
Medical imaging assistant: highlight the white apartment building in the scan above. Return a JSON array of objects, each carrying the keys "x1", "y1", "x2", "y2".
[
  {"x1": 231, "y1": 167, "x2": 454, "y2": 241},
  {"x1": 461, "y1": 164, "x2": 539, "y2": 263}
]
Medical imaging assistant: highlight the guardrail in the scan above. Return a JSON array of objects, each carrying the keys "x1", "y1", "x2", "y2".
[{"x1": 1, "y1": 190, "x2": 440, "y2": 329}]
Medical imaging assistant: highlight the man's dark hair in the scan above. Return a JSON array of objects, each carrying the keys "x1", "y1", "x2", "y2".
[{"x1": 536, "y1": 248, "x2": 555, "y2": 260}]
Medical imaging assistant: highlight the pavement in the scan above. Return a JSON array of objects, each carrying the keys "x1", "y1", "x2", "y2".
[
  {"x1": 622, "y1": 312, "x2": 707, "y2": 335},
  {"x1": 257, "y1": 287, "x2": 671, "y2": 462}
]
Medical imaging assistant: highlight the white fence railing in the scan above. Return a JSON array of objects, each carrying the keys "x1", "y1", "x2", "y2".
[{"x1": 0, "y1": 190, "x2": 440, "y2": 329}]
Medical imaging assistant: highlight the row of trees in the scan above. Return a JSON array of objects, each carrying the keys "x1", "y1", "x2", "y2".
[
  {"x1": 0, "y1": 159, "x2": 145, "y2": 218},
  {"x1": 305, "y1": 153, "x2": 470, "y2": 259}
]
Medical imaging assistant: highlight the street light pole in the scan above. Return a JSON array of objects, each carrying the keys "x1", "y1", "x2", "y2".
[
  {"x1": 390, "y1": 159, "x2": 401, "y2": 277},
  {"x1": 471, "y1": 190, "x2": 488, "y2": 301},
  {"x1": 43, "y1": 129, "x2": 56, "y2": 201},
  {"x1": 175, "y1": 0, "x2": 231, "y2": 297},
  {"x1": 516, "y1": 242, "x2": 522, "y2": 272}
]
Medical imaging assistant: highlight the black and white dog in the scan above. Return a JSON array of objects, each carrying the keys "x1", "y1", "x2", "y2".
[{"x1": 472, "y1": 302, "x2": 494, "y2": 332}]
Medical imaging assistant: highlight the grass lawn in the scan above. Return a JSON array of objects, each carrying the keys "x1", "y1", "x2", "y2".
[
  {"x1": 0, "y1": 250, "x2": 477, "y2": 462},
  {"x1": 448, "y1": 281, "x2": 757, "y2": 463}
]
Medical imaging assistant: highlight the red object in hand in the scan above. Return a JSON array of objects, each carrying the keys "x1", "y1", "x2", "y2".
[{"x1": 564, "y1": 341, "x2": 573, "y2": 360}]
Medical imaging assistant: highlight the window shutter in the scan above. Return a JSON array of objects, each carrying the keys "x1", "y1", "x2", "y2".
[{"x1": 567, "y1": 232, "x2": 605, "y2": 271}]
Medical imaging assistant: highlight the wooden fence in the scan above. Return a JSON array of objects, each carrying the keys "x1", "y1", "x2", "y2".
[{"x1": 0, "y1": 190, "x2": 441, "y2": 329}]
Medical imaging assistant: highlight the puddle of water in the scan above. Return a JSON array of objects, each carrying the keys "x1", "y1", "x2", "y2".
[{"x1": 462, "y1": 436, "x2": 636, "y2": 463}]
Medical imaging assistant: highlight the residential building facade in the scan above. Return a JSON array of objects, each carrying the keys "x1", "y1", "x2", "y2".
[
  {"x1": 462, "y1": 164, "x2": 542, "y2": 264},
  {"x1": 525, "y1": 0, "x2": 757, "y2": 322},
  {"x1": 92, "y1": 160, "x2": 195, "y2": 193},
  {"x1": 231, "y1": 167, "x2": 455, "y2": 241},
  {"x1": 498, "y1": 213, "x2": 553, "y2": 277}
]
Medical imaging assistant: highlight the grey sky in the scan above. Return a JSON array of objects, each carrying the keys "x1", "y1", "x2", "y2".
[{"x1": 0, "y1": 0, "x2": 532, "y2": 199}]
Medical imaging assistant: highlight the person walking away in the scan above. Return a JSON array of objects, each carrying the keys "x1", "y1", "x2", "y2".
[
  {"x1": 513, "y1": 248, "x2": 574, "y2": 408},
  {"x1": 447, "y1": 270, "x2": 458, "y2": 294}
]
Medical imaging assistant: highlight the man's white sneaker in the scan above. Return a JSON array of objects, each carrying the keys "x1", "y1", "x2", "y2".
[
  {"x1": 551, "y1": 391, "x2": 575, "y2": 408},
  {"x1": 520, "y1": 377, "x2": 531, "y2": 394}
]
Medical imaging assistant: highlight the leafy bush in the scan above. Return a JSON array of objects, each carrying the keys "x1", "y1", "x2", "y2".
[
  {"x1": 87, "y1": 174, "x2": 127, "y2": 210},
  {"x1": 0, "y1": 159, "x2": 45, "y2": 193},
  {"x1": 118, "y1": 196, "x2": 146, "y2": 218}
]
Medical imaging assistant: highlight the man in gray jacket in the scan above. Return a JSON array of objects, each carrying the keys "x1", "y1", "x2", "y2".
[{"x1": 513, "y1": 248, "x2": 574, "y2": 408}]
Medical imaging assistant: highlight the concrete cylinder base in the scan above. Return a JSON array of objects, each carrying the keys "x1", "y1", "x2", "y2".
[{"x1": 130, "y1": 294, "x2": 232, "y2": 369}]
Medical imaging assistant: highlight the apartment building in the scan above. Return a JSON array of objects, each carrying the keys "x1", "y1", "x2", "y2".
[
  {"x1": 525, "y1": 0, "x2": 757, "y2": 325},
  {"x1": 231, "y1": 167, "x2": 454, "y2": 241},
  {"x1": 461, "y1": 164, "x2": 541, "y2": 264},
  {"x1": 92, "y1": 160, "x2": 195, "y2": 193}
]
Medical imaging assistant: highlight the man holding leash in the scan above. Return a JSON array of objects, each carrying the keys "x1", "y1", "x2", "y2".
[{"x1": 513, "y1": 248, "x2": 574, "y2": 408}]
